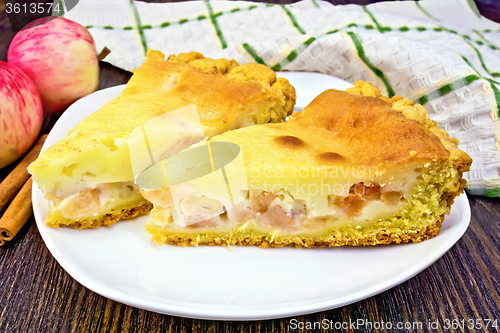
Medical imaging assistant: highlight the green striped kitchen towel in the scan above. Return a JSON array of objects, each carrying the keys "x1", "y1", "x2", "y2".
[{"x1": 65, "y1": 0, "x2": 500, "y2": 197}]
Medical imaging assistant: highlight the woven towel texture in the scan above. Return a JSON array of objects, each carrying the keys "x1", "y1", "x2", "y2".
[{"x1": 65, "y1": 0, "x2": 500, "y2": 197}]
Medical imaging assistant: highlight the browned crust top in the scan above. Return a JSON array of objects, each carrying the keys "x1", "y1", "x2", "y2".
[{"x1": 292, "y1": 89, "x2": 451, "y2": 166}]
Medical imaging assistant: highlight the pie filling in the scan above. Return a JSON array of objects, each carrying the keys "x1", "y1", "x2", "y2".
[
  {"x1": 145, "y1": 163, "x2": 463, "y2": 237},
  {"x1": 147, "y1": 181, "x2": 411, "y2": 235},
  {"x1": 44, "y1": 159, "x2": 461, "y2": 236},
  {"x1": 46, "y1": 182, "x2": 145, "y2": 220}
]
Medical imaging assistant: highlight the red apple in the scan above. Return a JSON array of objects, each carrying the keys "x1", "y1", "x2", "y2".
[
  {"x1": 8, "y1": 17, "x2": 99, "y2": 114},
  {"x1": 0, "y1": 61, "x2": 43, "y2": 169}
]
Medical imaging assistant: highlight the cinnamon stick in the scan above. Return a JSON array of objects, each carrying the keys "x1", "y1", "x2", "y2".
[
  {"x1": 0, "y1": 178, "x2": 33, "y2": 243},
  {"x1": 0, "y1": 134, "x2": 47, "y2": 213}
]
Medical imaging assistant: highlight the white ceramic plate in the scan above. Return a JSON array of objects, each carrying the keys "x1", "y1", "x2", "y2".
[{"x1": 32, "y1": 72, "x2": 470, "y2": 320}]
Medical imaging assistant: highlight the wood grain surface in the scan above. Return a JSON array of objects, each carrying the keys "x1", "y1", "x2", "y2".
[{"x1": 1, "y1": 1, "x2": 500, "y2": 332}]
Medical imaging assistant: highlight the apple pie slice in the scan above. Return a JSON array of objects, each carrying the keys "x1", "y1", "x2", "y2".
[
  {"x1": 28, "y1": 50, "x2": 296, "y2": 228},
  {"x1": 144, "y1": 81, "x2": 472, "y2": 247}
]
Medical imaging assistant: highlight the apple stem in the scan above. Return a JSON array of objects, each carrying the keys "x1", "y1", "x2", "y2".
[{"x1": 97, "y1": 47, "x2": 111, "y2": 61}]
